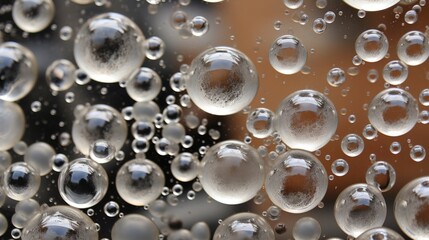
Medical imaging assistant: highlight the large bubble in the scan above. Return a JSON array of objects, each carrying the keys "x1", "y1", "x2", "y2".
[
  {"x1": 269, "y1": 35, "x2": 307, "y2": 75},
  {"x1": 12, "y1": 0, "x2": 55, "y2": 33},
  {"x1": 343, "y1": 0, "x2": 400, "y2": 11},
  {"x1": 0, "y1": 101, "x2": 25, "y2": 151},
  {"x1": 111, "y1": 214, "x2": 159, "y2": 240},
  {"x1": 3, "y1": 162, "x2": 40, "y2": 201},
  {"x1": 186, "y1": 46, "x2": 259, "y2": 116}
]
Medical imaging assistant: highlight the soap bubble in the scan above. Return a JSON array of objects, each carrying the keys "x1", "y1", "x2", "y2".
[
  {"x1": 24, "y1": 142, "x2": 55, "y2": 176},
  {"x1": 265, "y1": 150, "x2": 328, "y2": 213},
  {"x1": 171, "y1": 152, "x2": 200, "y2": 182},
  {"x1": 341, "y1": 134, "x2": 365, "y2": 157},
  {"x1": 89, "y1": 139, "x2": 116, "y2": 164},
  {"x1": 186, "y1": 46, "x2": 259, "y2": 115},
  {"x1": 72, "y1": 104, "x2": 128, "y2": 155},
  {"x1": 275, "y1": 89, "x2": 338, "y2": 152},
  {"x1": 246, "y1": 108, "x2": 275, "y2": 138},
  {"x1": 116, "y1": 158, "x2": 165, "y2": 206},
  {"x1": 58, "y1": 158, "x2": 109, "y2": 208},
  {"x1": 366, "y1": 161, "x2": 396, "y2": 192},
  {"x1": 45, "y1": 59, "x2": 76, "y2": 91},
  {"x1": 112, "y1": 214, "x2": 159, "y2": 240},
  {"x1": 334, "y1": 183, "x2": 387, "y2": 237},
  {"x1": 327, "y1": 67, "x2": 346, "y2": 87},
  {"x1": 213, "y1": 212, "x2": 275, "y2": 240},
  {"x1": 190, "y1": 16, "x2": 209, "y2": 37},
  {"x1": 0, "y1": 101, "x2": 25, "y2": 151},
  {"x1": 3, "y1": 162, "x2": 40, "y2": 201},
  {"x1": 269, "y1": 35, "x2": 307, "y2": 75},
  {"x1": 12, "y1": 0, "x2": 55, "y2": 33},
  {"x1": 394, "y1": 176, "x2": 429, "y2": 240},
  {"x1": 144, "y1": 36, "x2": 165, "y2": 60},
  {"x1": 397, "y1": 31, "x2": 429, "y2": 66},
  {"x1": 355, "y1": 29, "x2": 389, "y2": 62},
  {"x1": 356, "y1": 227, "x2": 404, "y2": 240},
  {"x1": 22, "y1": 205, "x2": 98, "y2": 240},
  {"x1": 199, "y1": 140, "x2": 264, "y2": 205},
  {"x1": 343, "y1": 0, "x2": 400, "y2": 11},
  {"x1": 293, "y1": 217, "x2": 321, "y2": 240},
  {"x1": 0, "y1": 42, "x2": 38, "y2": 101},
  {"x1": 126, "y1": 67, "x2": 162, "y2": 102},
  {"x1": 331, "y1": 159, "x2": 349, "y2": 177},
  {"x1": 368, "y1": 88, "x2": 418, "y2": 136},
  {"x1": 74, "y1": 12, "x2": 146, "y2": 83},
  {"x1": 382, "y1": 60, "x2": 408, "y2": 85}
]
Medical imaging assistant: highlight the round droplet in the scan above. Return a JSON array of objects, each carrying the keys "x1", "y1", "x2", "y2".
[
  {"x1": 3, "y1": 162, "x2": 40, "y2": 201},
  {"x1": 112, "y1": 214, "x2": 159, "y2": 240},
  {"x1": 331, "y1": 159, "x2": 349, "y2": 177},
  {"x1": 397, "y1": 31, "x2": 429, "y2": 66},
  {"x1": 144, "y1": 36, "x2": 165, "y2": 60},
  {"x1": 293, "y1": 217, "x2": 321, "y2": 240},
  {"x1": 366, "y1": 161, "x2": 396, "y2": 192},
  {"x1": 343, "y1": 0, "x2": 400, "y2": 11},
  {"x1": 356, "y1": 227, "x2": 404, "y2": 240},
  {"x1": 24, "y1": 142, "x2": 55, "y2": 176},
  {"x1": 0, "y1": 101, "x2": 25, "y2": 151},
  {"x1": 171, "y1": 152, "x2": 200, "y2": 182},
  {"x1": 45, "y1": 59, "x2": 76, "y2": 91},
  {"x1": 126, "y1": 67, "x2": 161, "y2": 102},
  {"x1": 89, "y1": 139, "x2": 116, "y2": 164},
  {"x1": 382, "y1": 60, "x2": 408, "y2": 85},
  {"x1": 410, "y1": 145, "x2": 426, "y2": 162},
  {"x1": 355, "y1": 29, "x2": 389, "y2": 62},
  {"x1": 190, "y1": 16, "x2": 209, "y2": 37},
  {"x1": 12, "y1": 0, "x2": 55, "y2": 33},
  {"x1": 341, "y1": 134, "x2": 364, "y2": 157},
  {"x1": 246, "y1": 108, "x2": 275, "y2": 139},
  {"x1": 269, "y1": 35, "x2": 307, "y2": 75}
]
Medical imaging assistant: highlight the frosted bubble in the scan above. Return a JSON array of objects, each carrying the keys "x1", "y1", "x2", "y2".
[
  {"x1": 0, "y1": 42, "x2": 38, "y2": 101},
  {"x1": 186, "y1": 46, "x2": 258, "y2": 115},
  {"x1": 22, "y1": 205, "x2": 98, "y2": 240},
  {"x1": 410, "y1": 145, "x2": 425, "y2": 162},
  {"x1": 341, "y1": 134, "x2": 364, "y2": 157},
  {"x1": 246, "y1": 108, "x2": 275, "y2": 139},
  {"x1": 0, "y1": 151, "x2": 11, "y2": 169},
  {"x1": 269, "y1": 35, "x2": 307, "y2": 75},
  {"x1": 362, "y1": 124, "x2": 377, "y2": 140},
  {"x1": 355, "y1": 29, "x2": 389, "y2": 62},
  {"x1": 382, "y1": 60, "x2": 408, "y2": 85},
  {"x1": 331, "y1": 159, "x2": 349, "y2": 177},
  {"x1": 343, "y1": 0, "x2": 400, "y2": 11},
  {"x1": 24, "y1": 142, "x2": 55, "y2": 176},
  {"x1": 126, "y1": 67, "x2": 161, "y2": 102},
  {"x1": 171, "y1": 152, "x2": 200, "y2": 182},
  {"x1": 327, "y1": 67, "x2": 346, "y2": 87},
  {"x1": 15, "y1": 198, "x2": 40, "y2": 219},
  {"x1": 275, "y1": 89, "x2": 338, "y2": 152},
  {"x1": 283, "y1": 0, "x2": 304, "y2": 9},
  {"x1": 3, "y1": 162, "x2": 40, "y2": 201},
  {"x1": 116, "y1": 158, "x2": 165, "y2": 206},
  {"x1": 71, "y1": 0, "x2": 94, "y2": 4},
  {"x1": 266, "y1": 150, "x2": 328, "y2": 213},
  {"x1": 104, "y1": 201, "x2": 120, "y2": 217},
  {"x1": 0, "y1": 101, "x2": 25, "y2": 151},
  {"x1": 366, "y1": 161, "x2": 396, "y2": 192},
  {"x1": 45, "y1": 59, "x2": 76, "y2": 91},
  {"x1": 112, "y1": 214, "x2": 159, "y2": 240},
  {"x1": 58, "y1": 158, "x2": 108, "y2": 208},
  {"x1": 397, "y1": 31, "x2": 429, "y2": 66},
  {"x1": 74, "y1": 12, "x2": 145, "y2": 83},
  {"x1": 89, "y1": 139, "x2": 116, "y2": 164},
  {"x1": 190, "y1": 16, "x2": 209, "y2": 37},
  {"x1": 0, "y1": 213, "x2": 7, "y2": 236},
  {"x1": 12, "y1": 0, "x2": 55, "y2": 33},
  {"x1": 356, "y1": 227, "x2": 404, "y2": 240},
  {"x1": 191, "y1": 222, "x2": 210, "y2": 240},
  {"x1": 199, "y1": 140, "x2": 264, "y2": 205},
  {"x1": 133, "y1": 101, "x2": 160, "y2": 122},
  {"x1": 368, "y1": 88, "x2": 418, "y2": 136},
  {"x1": 144, "y1": 36, "x2": 165, "y2": 60},
  {"x1": 59, "y1": 26, "x2": 73, "y2": 41},
  {"x1": 169, "y1": 230, "x2": 193, "y2": 240},
  {"x1": 72, "y1": 104, "x2": 127, "y2": 155},
  {"x1": 293, "y1": 217, "x2": 321, "y2": 240},
  {"x1": 334, "y1": 183, "x2": 387, "y2": 237},
  {"x1": 394, "y1": 176, "x2": 429, "y2": 240},
  {"x1": 213, "y1": 212, "x2": 275, "y2": 240}
]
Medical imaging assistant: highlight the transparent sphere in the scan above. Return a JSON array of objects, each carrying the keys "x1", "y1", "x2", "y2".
[
  {"x1": 186, "y1": 46, "x2": 259, "y2": 116},
  {"x1": 74, "y1": 12, "x2": 146, "y2": 83},
  {"x1": 246, "y1": 108, "x2": 275, "y2": 139},
  {"x1": 0, "y1": 151, "x2": 12, "y2": 169},
  {"x1": 112, "y1": 214, "x2": 159, "y2": 240},
  {"x1": 171, "y1": 152, "x2": 200, "y2": 182},
  {"x1": 366, "y1": 161, "x2": 396, "y2": 192},
  {"x1": 331, "y1": 159, "x2": 349, "y2": 177},
  {"x1": 275, "y1": 89, "x2": 338, "y2": 152},
  {"x1": 190, "y1": 16, "x2": 209, "y2": 37},
  {"x1": 58, "y1": 158, "x2": 109, "y2": 208},
  {"x1": 24, "y1": 142, "x2": 55, "y2": 176},
  {"x1": 45, "y1": 59, "x2": 76, "y2": 91},
  {"x1": 132, "y1": 121, "x2": 155, "y2": 140},
  {"x1": 0, "y1": 213, "x2": 7, "y2": 236},
  {"x1": 357, "y1": 227, "x2": 404, "y2": 240},
  {"x1": 213, "y1": 212, "x2": 275, "y2": 240},
  {"x1": 72, "y1": 104, "x2": 128, "y2": 155},
  {"x1": 341, "y1": 134, "x2": 364, "y2": 157},
  {"x1": 397, "y1": 31, "x2": 429, "y2": 66},
  {"x1": 12, "y1": 0, "x2": 55, "y2": 33},
  {"x1": 266, "y1": 150, "x2": 328, "y2": 213},
  {"x1": 0, "y1": 101, "x2": 25, "y2": 151},
  {"x1": 116, "y1": 158, "x2": 165, "y2": 206},
  {"x1": 126, "y1": 67, "x2": 161, "y2": 102},
  {"x1": 382, "y1": 60, "x2": 408, "y2": 85},
  {"x1": 362, "y1": 123, "x2": 378, "y2": 140},
  {"x1": 191, "y1": 222, "x2": 211, "y2": 240},
  {"x1": 199, "y1": 140, "x2": 264, "y2": 205},
  {"x1": 15, "y1": 198, "x2": 40, "y2": 219},
  {"x1": 71, "y1": 0, "x2": 94, "y2": 4},
  {"x1": 144, "y1": 36, "x2": 165, "y2": 60},
  {"x1": 293, "y1": 217, "x2": 321, "y2": 240},
  {"x1": 334, "y1": 183, "x2": 387, "y2": 237},
  {"x1": 89, "y1": 139, "x2": 116, "y2": 164},
  {"x1": 410, "y1": 145, "x2": 426, "y2": 162},
  {"x1": 3, "y1": 162, "x2": 40, "y2": 201},
  {"x1": 283, "y1": 0, "x2": 304, "y2": 9},
  {"x1": 269, "y1": 35, "x2": 307, "y2": 75},
  {"x1": 343, "y1": 0, "x2": 400, "y2": 11},
  {"x1": 368, "y1": 88, "x2": 418, "y2": 136},
  {"x1": 103, "y1": 201, "x2": 120, "y2": 217},
  {"x1": 394, "y1": 176, "x2": 429, "y2": 240},
  {"x1": 355, "y1": 29, "x2": 389, "y2": 62},
  {"x1": 22, "y1": 205, "x2": 98, "y2": 240},
  {"x1": 0, "y1": 42, "x2": 37, "y2": 101},
  {"x1": 327, "y1": 67, "x2": 346, "y2": 87}
]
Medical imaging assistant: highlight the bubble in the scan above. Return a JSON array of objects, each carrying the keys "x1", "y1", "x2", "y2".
[
  {"x1": 190, "y1": 16, "x2": 209, "y2": 37},
  {"x1": 246, "y1": 108, "x2": 275, "y2": 139},
  {"x1": 341, "y1": 134, "x2": 364, "y2": 157},
  {"x1": 0, "y1": 151, "x2": 12, "y2": 169},
  {"x1": 362, "y1": 124, "x2": 377, "y2": 140},
  {"x1": 191, "y1": 222, "x2": 210, "y2": 240},
  {"x1": 169, "y1": 229, "x2": 193, "y2": 240},
  {"x1": 343, "y1": 0, "x2": 400, "y2": 11},
  {"x1": 334, "y1": 183, "x2": 387, "y2": 237},
  {"x1": 265, "y1": 150, "x2": 328, "y2": 213},
  {"x1": 0, "y1": 42, "x2": 38, "y2": 101},
  {"x1": 89, "y1": 139, "x2": 116, "y2": 164},
  {"x1": 59, "y1": 26, "x2": 73, "y2": 41},
  {"x1": 368, "y1": 88, "x2": 419, "y2": 136},
  {"x1": 75, "y1": 68, "x2": 90, "y2": 85},
  {"x1": 293, "y1": 217, "x2": 321, "y2": 240},
  {"x1": 327, "y1": 67, "x2": 346, "y2": 87},
  {"x1": 171, "y1": 152, "x2": 200, "y2": 182},
  {"x1": 0, "y1": 101, "x2": 25, "y2": 150},
  {"x1": 171, "y1": 10, "x2": 188, "y2": 29},
  {"x1": 313, "y1": 18, "x2": 327, "y2": 34},
  {"x1": 52, "y1": 153, "x2": 68, "y2": 172},
  {"x1": 162, "y1": 122, "x2": 186, "y2": 143},
  {"x1": 213, "y1": 212, "x2": 275, "y2": 240},
  {"x1": 324, "y1": 11, "x2": 336, "y2": 23},
  {"x1": 356, "y1": 227, "x2": 404, "y2": 240},
  {"x1": 397, "y1": 31, "x2": 429, "y2": 66},
  {"x1": 163, "y1": 104, "x2": 182, "y2": 123},
  {"x1": 283, "y1": 0, "x2": 304, "y2": 9},
  {"x1": 16, "y1": 198, "x2": 40, "y2": 220},
  {"x1": 71, "y1": 0, "x2": 94, "y2": 4},
  {"x1": 404, "y1": 9, "x2": 418, "y2": 24},
  {"x1": 410, "y1": 145, "x2": 426, "y2": 162},
  {"x1": 74, "y1": 12, "x2": 146, "y2": 83},
  {"x1": 199, "y1": 140, "x2": 264, "y2": 205},
  {"x1": 133, "y1": 101, "x2": 160, "y2": 122},
  {"x1": 0, "y1": 213, "x2": 7, "y2": 236},
  {"x1": 331, "y1": 159, "x2": 349, "y2": 177},
  {"x1": 22, "y1": 205, "x2": 98, "y2": 240},
  {"x1": 382, "y1": 60, "x2": 408, "y2": 85},
  {"x1": 126, "y1": 67, "x2": 161, "y2": 102},
  {"x1": 45, "y1": 59, "x2": 76, "y2": 91},
  {"x1": 112, "y1": 214, "x2": 159, "y2": 240},
  {"x1": 144, "y1": 36, "x2": 165, "y2": 60},
  {"x1": 269, "y1": 35, "x2": 307, "y2": 75},
  {"x1": 394, "y1": 176, "x2": 429, "y2": 239},
  {"x1": 116, "y1": 158, "x2": 165, "y2": 206},
  {"x1": 3, "y1": 162, "x2": 40, "y2": 201},
  {"x1": 72, "y1": 104, "x2": 128, "y2": 155},
  {"x1": 186, "y1": 46, "x2": 258, "y2": 115},
  {"x1": 104, "y1": 201, "x2": 120, "y2": 217},
  {"x1": 355, "y1": 29, "x2": 389, "y2": 62},
  {"x1": 275, "y1": 89, "x2": 338, "y2": 152},
  {"x1": 12, "y1": 0, "x2": 55, "y2": 33},
  {"x1": 24, "y1": 142, "x2": 55, "y2": 176}
]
